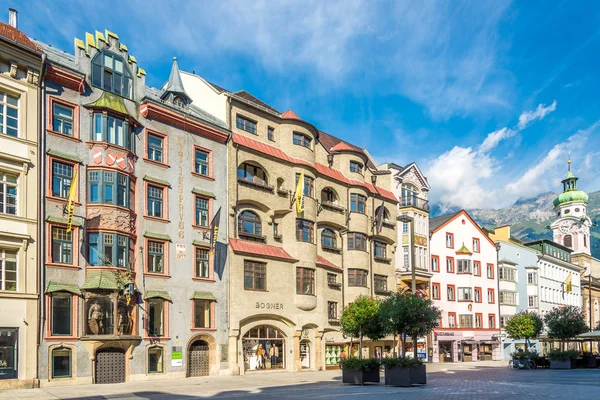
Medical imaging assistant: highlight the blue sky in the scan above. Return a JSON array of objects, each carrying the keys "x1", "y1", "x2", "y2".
[{"x1": 13, "y1": 0, "x2": 600, "y2": 209}]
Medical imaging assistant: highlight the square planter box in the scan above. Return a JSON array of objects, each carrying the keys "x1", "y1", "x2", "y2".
[
  {"x1": 550, "y1": 359, "x2": 574, "y2": 369},
  {"x1": 384, "y1": 365, "x2": 427, "y2": 387},
  {"x1": 342, "y1": 368, "x2": 380, "y2": 385}
]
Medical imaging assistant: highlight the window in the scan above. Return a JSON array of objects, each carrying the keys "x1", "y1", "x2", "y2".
[
  {"x1": 487, "y1": 263, "x2": 495, "y2": 279},
  {"x1": 499, "y1": 291, "x2": 517, "y2": 305},
  {"x1": 321, "y1": 229, "x2": 337, "y2": 248},
  {"x1": 374, "y1": 241, "x2": 387, "y2": 259},
  {"x1": 195, "y1": 196, "x2": 209, "y2": 227},
  {"x1": 237, "y1": 163, "x2": 267, "y2": 185},
  {"x1": 0, "y1": 172, "x2": 17, "y2": 215},
  {"x1": 447, "y1": 285, "x2": 455, "y2": 301},
  {"x1": 403, "y1": 247, "x2": 409, "y2": 267},
  {"x1": 458, "y1": 287, "x2": 472, "y2": 301},
  {"x1": 448, "y1": 313, "x2": 456, "y2": 328},
  {"x1": 474, "y1": 287, "x2": 482, "y2": 303},
  {"x1": 321, "y1": 188, "x2": 337, "y2": 204},
  {"x1": 52, "y1": 161, "x2": 73, "y2": 199},
  {"x1": 52, "y1": 103, "x2": 74, "y2": 136},
  {"x1": 432, "y1": 283, "x2": 440, "y2": 299},
  {"x1": 0, "y1": 248, "x2": 17, "y2": 291},
  {"x1": 292, "y1": 132, "x2": 311, "y2": 148},
  {"x1": 0, "y1": 90, "x2": 18, "y2": 137},
  {"x1": 296, "y1": 267, "x2": 315, "y2": 295},
  {"x1": 51, "y1": 227, "x2": 73, "y2": 264},
  {"x1": 348, "y1": 232, "x2": 367, "y2": 251},
  {"x1": 374, "y1": 275, "x2": 387, "y2": 292},
  {"x1": 431, "y1": 256, "x2": 439, "y2": 272},
  {"x1": 148, "y1": 346, "x2": 164, "y2": 373},
  {"x1": 193, "y1": 300, "x2": 211, "y2": 328},
  {"x1": 350, "y1": 193, "x2": 366, "y2": 214},
  {"x1": 91, "y1": 114, "x2": 135, "y2": 151},
  {"x1": 236, "y1": 115, "x2": 256, "y2": 134},
  {"x1": 147, "y1": 241, "x2": 165, "y2": 274},
  {"x1": 487, "y1": 289, "x2": 495, "y2": 304},
  {"x1": 499, "y1": 267, "x2": 516, "y2": 282},
  {"x1": 527, "y1": 272, "x2": 537, "y2": 285},
  {"x1": 475, "y1": 314, "x2": 483, "y2": 328},
  {"x1": 244, "y1": 260, "x2": 266, "y2": 290},
  {"x1": 88, "y1": 170, "x2": 133, "y2": 209},
  {"x1": 460, "y1": 314, "x2": 473, "y2": 328},
  {"x1": 472, "y1": 238, "x2": 480, "y2": 253},
  {"x1": 457, "y1": 259, "x2": 471, "y2": 273},
  {"x1": 563, "y1": 234, "x2": 572, "y2": 248},
  {"x1": 295, "y1": 173, "x2": 314, "y2": 197},
  {"x1": 51, "y1": 347, "x2": 72, "y2": 378},
  {"x1": 500, "y1": 316, "x2": 509, "y2": 328},
  {"x1": 446, "y1": 257, "x2": 454, "y2": 273},
  {"x1": 195, "y1": 248, "x2": 210, "y2": 279},
  {"x1": 267, "y1": 126, "x2": 275, "y2": 141},
  {"x1": 147, "y1": 185, "x2": 164, "y2": 218},
  {"x1": 194, "y1": 148, "x2": 210, "y2": 176},
  {"x1": 348, "y1": 269, "x2": 368, "y2": 287},
  {"x1": 91, "y1": 52, "x2": 132, "y2": 97},
  {"x1": 488, "y1": 314, "x2": 496, "y2": 329},
  {"x1": 350, "y1": 161, "x2": 363, "y2": 174},
  {"x1": 446, "y1": 233, "x2": 454, "y2": 248},
  {"x1": 474, "y1": 261, "x2": 481, "y2": 276},
  {"x1": 327, "y1": 273, "x2": 338, "y2": 285},
  {"x1": 528, "y1": 295, "x2": 538, "y2": 308},
  {"x1": 147, "y1": 298, "x2": 165, "y2": 337},
  {"x1": 147, "y1": 133, "x2": 164, "y2": 163},
  {"x1": 238, "y1": 211, "x2": 262, "y2": 237},
  {"x1": 51, "y1": 293, "x2": 72, "y2": 336},
  {"x1": 296, "y1": 219, "x2": 314, "y2": 243},
  {"x1": 87, "y1": 232, "x2": 130, "y2": 268},
  {"x1": 402, "y1": 222, "x2": 409, "y2": 233},
  {"x1": 328, "y1": 302, "x2": 338, "y2": 320}
]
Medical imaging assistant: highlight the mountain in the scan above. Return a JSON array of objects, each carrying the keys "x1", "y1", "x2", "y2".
[{"x1": 431, "y1": 191, "x2": 600, "y2": 259}]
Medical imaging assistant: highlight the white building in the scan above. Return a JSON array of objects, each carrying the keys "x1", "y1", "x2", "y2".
[{"x1": 429, "y1": 210, "x2": 500, "y2": 363}]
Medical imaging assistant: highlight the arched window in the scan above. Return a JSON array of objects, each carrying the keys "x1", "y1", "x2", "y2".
[
  {"x1": 51, "y1": 347, "x2": 72, "y2": 378},
  {"x1": 321, "y1": 229, "x2": 337, "y2": 248},
  {"x1": 321, "y1": 188, "x2": 337, "y2": 204},
  {"x1": 91, "y1": 52, "x2": 133, "y2": 98},
  {"x1": 401, "y1": 183, "x2": 419, "y2": 206},
  {"x1": 237, "y1": 163, "x2": 267, "y2": 185},
  {"x1": 564, "y1": 235, "x2": 573, "y2": 249},
  {"x1": 238, "y1": 211, "x2": 262, "y2": 236}
]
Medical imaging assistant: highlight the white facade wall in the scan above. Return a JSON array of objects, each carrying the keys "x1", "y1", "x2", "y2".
[{"x1": 537, "y1": 256, "x2": 582, "y2": 315}]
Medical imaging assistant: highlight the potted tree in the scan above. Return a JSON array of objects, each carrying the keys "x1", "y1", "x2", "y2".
[
  {"x1": 544, "y1": 305, "x2": 588, "y2": 369},
  {"x1": 339, "y1": 296, "x2": 385, "y2": 385},
  {"x1": 505, "y1": 311, "x2": 543, "y2": 367},
  {"x1": 380, "y1": 293, "x2": 440, "y2": 386}
]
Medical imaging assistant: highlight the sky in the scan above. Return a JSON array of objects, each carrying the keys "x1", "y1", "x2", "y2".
[{"x1": 11, "y1": 0, "x2": 600, "y2": 210}]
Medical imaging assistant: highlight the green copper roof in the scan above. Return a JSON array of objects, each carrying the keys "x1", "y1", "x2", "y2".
[
  {"x1": 191, "y1": 291, "x2": 216, "y2": 301},
  {"x1": 84, "y1": 91, "x2": 129, "y2": 116},
  {"x1": 143, "y1": 290, "x2": 171, "y2": 301},
  {"x1": 192, "y1": 188, "x2": 216, "y2": 198},
  {"x1": 143, "y1": 175, "x2": 171, "y2": 187},
  {"x1": 81, "y1": 270, "x2": 119, "y2": 290},
  {"x1": 46, "y1": 281, "x2": 82, "y2": 295},
  {"x1": 455, "y1": 242, "x2": 472, "y2": 255},
  {"x1": 564, "y1": 170, "x2": 576, "y2": 180},
  {"x1": 47, "y1": 149, "x2": 82, "y2": 163},
  {"x1": 553, "y1": 190, "x2": 589, "y2": 207},
  {"x1": 144, "y1": 232, "x2": 172, "y2": 241}
]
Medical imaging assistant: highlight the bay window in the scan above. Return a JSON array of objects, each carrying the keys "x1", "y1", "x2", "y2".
[
  {"x1": 91, "y1": 113, "x2": 135, "y2": 152},
  {"x1": 296, "y1": 267, "x2": 315, "y2": 295},
  {"x1": 87, "y1": 232, "x2": 130, "y2": 268},
  {"x1": 348, "y1": 269, "x2": 368, "y2": 287},
  {"x1": 88, "y1": 170, "x2": 133, "y2": 209},
  {"x1": 91, "y1": 52, "x2": 133, "y2": 98},
  {"x1": 348, "y1": 232, "x2": 367, "y2": 251}
]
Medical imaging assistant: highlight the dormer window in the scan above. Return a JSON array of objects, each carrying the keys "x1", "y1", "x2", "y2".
[
  {"x1": 350, "y1": 161, "x2": 363, "y2": 174},
  {"x1": 91, "y1": 52, "x2": 133, "y2": 99},
  {"x1": 173, "y1": 96, "x2": 186, "y2": 109}
]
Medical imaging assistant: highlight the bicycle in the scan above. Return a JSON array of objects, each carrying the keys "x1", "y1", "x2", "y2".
[{"x1": 508, "y1": 355, "x2": 536, "y2": 370}]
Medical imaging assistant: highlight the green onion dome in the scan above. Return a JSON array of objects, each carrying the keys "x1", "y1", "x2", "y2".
[{"x1": 553, "y1": 190, "x2": 588, "y2": 207}]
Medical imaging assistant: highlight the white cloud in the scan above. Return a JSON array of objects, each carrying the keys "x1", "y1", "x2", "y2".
[
  {"x1": 517, "y1": 100, "x2": 557, "y2": 129},
  {"x1": 479, "y1": 127, "x2": 514, "y2": 153}
]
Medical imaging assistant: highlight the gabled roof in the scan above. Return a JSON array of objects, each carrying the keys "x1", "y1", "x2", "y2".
[
  {"x1": 429, "y1": 211, "x2": 462, "y2": 233},
  {"x1": 319, "y1": 131, "x2": 377, "y2": 169},
  {"x1": 0, "y1": 21, "x2": 39, "y2": 53},
  {"x1": 229, "y1": 239, "x2": 296, "y2": 262},
  {"x1": 234, "y1": 90, "x2": 280, "y2": 114},
  {"x1": 281, "y1": 109, "x2": 301, "y2": 120},
  {"x1": 394, "y1": 162, "x2": 430, "y2": 188}
]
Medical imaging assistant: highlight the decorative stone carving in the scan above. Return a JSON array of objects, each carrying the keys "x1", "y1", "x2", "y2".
[
  {"x1": 87, "y1": 206, "x2": 137, "y2": 235},
  {"x1": 9, "y1": 63, "x2": 17, "y2": 78}
]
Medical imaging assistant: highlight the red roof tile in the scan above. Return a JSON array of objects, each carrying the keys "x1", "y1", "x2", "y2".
[
  {"x1": 317, "y1": 256, "x2": 341, "y2": 270},
  {"x1": 0, "y1": 22, "x2": 39, "y2": 52},
  {"x1": 281, "y1": 109, "x2": 301, "y2": 120},
  {"x1": 231, "y1": 133, "x2": 397, "y2": 202},
  {"x1": 330, "y1": 141, "x2": 357, "y2": 152},
  {"x1": 229, "y1": 239, "x2": 296, "y2": 261}
]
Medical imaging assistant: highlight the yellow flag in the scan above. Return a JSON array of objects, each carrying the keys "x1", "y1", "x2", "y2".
[
  {"x1": 66, "y1": 169, "x2": 78, "y2": 233},
  {"x1": 566, "y1": 272, "x2": 572, "y2": 293},
  {"x1": 295, "y1": 172, "x2": 304, "y2": 213}
]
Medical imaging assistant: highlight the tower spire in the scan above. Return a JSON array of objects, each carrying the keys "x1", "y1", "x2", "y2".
[{"x1": 568, "y1": 152, "x2": 571, "y2": 172}]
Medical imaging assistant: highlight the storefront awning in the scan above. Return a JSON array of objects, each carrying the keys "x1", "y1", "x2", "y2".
[
  {"x1": 143, "y1": 290, "x2": 171, "y2": 301},
  {"x1": 191, "y1": 291, "x2": 216, "y2": 301},
  {"x1": 45, "y1": 281, "x2": 82, "y2": 295}
]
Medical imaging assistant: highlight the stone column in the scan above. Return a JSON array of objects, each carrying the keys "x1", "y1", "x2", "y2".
[
  {"x1": 293, "y1": 331, "x2": 302, "y2": 371},
  {"x1": 314, "y1": 331, "x2": 323, "y2": 371},
  {"x1": 229, "y1": 330, "x2": 240, "y2": 375}
]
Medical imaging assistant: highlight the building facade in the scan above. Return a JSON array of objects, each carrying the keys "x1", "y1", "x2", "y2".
[
  {"x1": 429, "y1": 210, "x2": 500, "y2": 363},
  {"x1": 488, "y1": 225, "x2": 540, "y2": 359},
  {"x1": 0, "y1": 10, "x2": 42, "y2": 389},
  {"x1": 36, "y1": 29, "x2": 229, "y2": 386}
]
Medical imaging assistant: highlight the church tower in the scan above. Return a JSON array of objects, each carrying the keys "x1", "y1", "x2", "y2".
[{"x1": 550, "y1": 157, "x2": 592, "y2": 255}]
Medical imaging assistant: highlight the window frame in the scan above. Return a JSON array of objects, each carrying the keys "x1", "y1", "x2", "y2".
[
  {"x1": 292, "y1": 132, "x2": 312, "y2": 149},
  {"x1": 296, "y1": 267, "x2": 315, "y2": 295},
  {"x1": 328, "y1": 301, "x2": 338, "y2": 320},
  {"x1": 475, "y1": 313, "x2": 483, "y2": 329},
  {"x1": 0, "y1": 89, "x2": 19, "y2": 138},
  {"x1": 192, "y1": 299, "x2": 214, "y2": 330},
  {"x1": 267, "y1": 126, "x2": 275, "y2": 141},
  {"x1": 90, "y1": 112, "x2": 135, "y2": 152},
  {"x1": 0, "y1": 170, "x2": 18, "y2": 215},
  {"x1": 295, "y1": 219, "x2": 314, "y2": 243},
  {"x1": 321, "y1": 228, "x2": 337, "y2": 249},
  {"x1": 147, "y1": 345, "x2": 165, "y2": 374},
  {"x1": 446, "y1": 256, "x2": 454, "y2": 273},
  {"x1": 236, "y1": 114, "x2": 257, "y2": 134},
  {"x1": 237, "y1": 162, "x2": 268, "y2": 186},
  {"x1": 447, "y1": 312, "x2": 457, "y2": 328},
  {"x1": 472, "y1": 238, "x2": 480, "y2": 253},
  {"x1": 349, "y1": 193, "x2": 367, "y2": 214},
  {"x1": 194, "y1": 245, "x2": 213, "y2": 281},
  {"x1": 487, "y1": 288, "x2": 495, "y2": 304},
  {"x1": 474, "y1": 287, "x2": 482, "y2": 303},
  {"x1": 145, "y1": 129, "x2": 168, "y2": 165},
  {"x1": 431, "y1": 282, "x2": 440, "y2": 300},
  {"x1": 374, "y1": 274, "x2": 387, "y2": 293},
  {"x1": 48, "y1": 96, "x2": 79, "y2": 140},
  {"x1": 0, "y1": 247, "x2": 18, "y2": 291},
  {"x1": 457, "y1": 287, "x2": 473, "y2": 302},
  {"x1": 487, "y1": 263, "x2": 495, "y2": 279},
  {"x1": 457, "y1": 259, "x2": 472, "y2": 274},
  {"x1": 86, "y1": 231, "x2": 131, "y2": 268},
  {"x1": 146, "y1": 183, "x2": 167, "y2": 220},
  {"x1": 347, "y1": 232, "x2": 367, "y2": 251},
  {"x1": 295, "y1": 173, "x2": 314, "y2": 197},
  {"x1": 348, "y1": 268, "x2": 368, "y2": 287},
  {"x1": 349, "y1": 160, "x2": 363, "y2": 174},
  {"x1": 194, "y1": 195, "x2": 212, "y2": 229},
  {"x1": 49, "y1": 224, "x2": 77, "y2": 266},
  {"x1": 145, "y1": 239, "x2": 168, "y2": 276},
  {"x1": 48, "y1": 292, "x2": 74, "y2": 337},
  {"x1": 459, "y1": 314, "x2": 474, "y2": 329},
  {"x1": 48, "y1": 156, "x2": 77, "y2": 202},
  {"x1": 50, "y1": 346, "x2": 73, "y2": 379},
  {"x1": 373, "y1": 241, "x2": 387, "y2": 259},
  {"x1": 445, "y1": 232, "x2": 454, "y2": 249},
  {"x1": 145, "y1": 298, "x2": 168, "y2": 338},
  {"x1": 193, "y1": 145, "x2": 213, "y2": 179},
  {"x1": 244, "y1": 260, "x2": 266, "y2": 291},
  {"x1": 91, "y1": 51, "x2": 133, "y2": 98},
  {"x1": 238, "y1": 210, "x2": 263, "y2": 238},
  {"x1": 447, "y1": 284, "x2": 456, "y2": 301},
  {"x1": 88, "y1": 169, "x2": 134, "y2": 210},
  {"x1": 488, "y1": 314, "x2": 496, "y2": 329},
  {"x1": 431, "y1": 255, "x2": 440, "y2": 272},
  {"x1": 474, "y1": 261, "x2": 481, "y2": 276}
]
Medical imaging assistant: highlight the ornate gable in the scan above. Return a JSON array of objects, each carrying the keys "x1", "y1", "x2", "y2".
[{"x1": 395, "y1": 162, "x2": 429, "y2": 191}]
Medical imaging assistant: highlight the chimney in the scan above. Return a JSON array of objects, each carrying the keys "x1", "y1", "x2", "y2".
[{"x1": 8, "y1": 8, "x2": 17, "y2": 28}]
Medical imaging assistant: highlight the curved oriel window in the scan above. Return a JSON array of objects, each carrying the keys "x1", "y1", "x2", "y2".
[
  {"x1": 321, "y1": 229, "x2": 337, "y2": 248},
  {"x1": 92, "y1": 113, "x2": 136, "y2": 152},
  {"x1": 88, "y1": 232, "x2": 131, "y2": 268},
  {"x1": 91, "y1": 52, "x2": 133, "y2": 98},
  {"x1": 88, "y1": 170, "x2": 134, "y2": 209}
]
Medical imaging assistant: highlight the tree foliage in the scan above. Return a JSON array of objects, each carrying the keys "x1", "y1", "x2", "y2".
[
  {"x1": 379, "y1": 292, "x2": 440, "y2": 345},
  {"x1": 544, "y1": 305, "x2": 588, "y2": 341},
  {"x1": 505, "y1": 311, "x2": 544, "y2": 343},
  {"x1": 340, "y1": 295, "x2": 385, "y2": 358}
]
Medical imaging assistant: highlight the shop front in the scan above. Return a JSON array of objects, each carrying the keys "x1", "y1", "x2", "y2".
[
  {"x1": 242, "y1": 325, "x2": 286, "y2": 371},
  {"x1": 432, "y1": 330, "x2": 500, "y2": 363},
  {"x1": 0, "y1": 328, "x2": 18, "y2": 380}
]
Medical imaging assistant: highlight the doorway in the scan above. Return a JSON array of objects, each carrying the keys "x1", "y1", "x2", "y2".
[
  {"x1": 188, "y1": 340, "x2": 210, "y2": 377},
  {"x1": 95, "y1": 348, "x2": 125, "y2": 384},
  {"x1": 439, "y1": 342, "x2": 453, "y2": 362},
  {"x1": 300, "y1": 340, "x2": 310, "y2": 369}
]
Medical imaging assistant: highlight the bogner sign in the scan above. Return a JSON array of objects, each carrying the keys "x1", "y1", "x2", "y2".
[{"x1": 256, "y1": 302, "x2": 284, "y2": 310}]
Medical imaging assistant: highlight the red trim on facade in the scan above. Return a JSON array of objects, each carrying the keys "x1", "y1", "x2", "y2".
[
  {"x1": 45, "y1": 65, "x2": 85, "y2": 94},
  {"x1": 229, "y1": 239, "x2": 296, "y2": 262},
  {"x1": 316, "y1": 255, "x2": 341, "y2": 271}
]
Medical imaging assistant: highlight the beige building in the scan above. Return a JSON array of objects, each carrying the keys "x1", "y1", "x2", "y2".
[{"x1": 0, "y1": 9, "x2": 43, "y2": 388}]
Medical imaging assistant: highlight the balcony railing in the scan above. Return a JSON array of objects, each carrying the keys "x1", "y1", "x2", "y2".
[{"x1": 399, "y1": 196, "x2": 429, "y2": 212}]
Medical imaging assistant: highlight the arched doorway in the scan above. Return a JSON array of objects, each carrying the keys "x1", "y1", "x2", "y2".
[
  {"x1": 300, "y1": 340, "x2": 311, "y2": 369},
  {"x1": 243, "y1": 325, "x2": 285, "y2": 371},
  {"x1": 95, "y1": 348, "x2": 125, "y2": 384},
  {"x1": 188, "y1": 340, "x2": 210, "y2": 377}
]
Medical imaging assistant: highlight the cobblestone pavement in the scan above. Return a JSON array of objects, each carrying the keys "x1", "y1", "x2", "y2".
[{"x1": 2, "y1": 361, "x2": 600, "y2": 399}]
